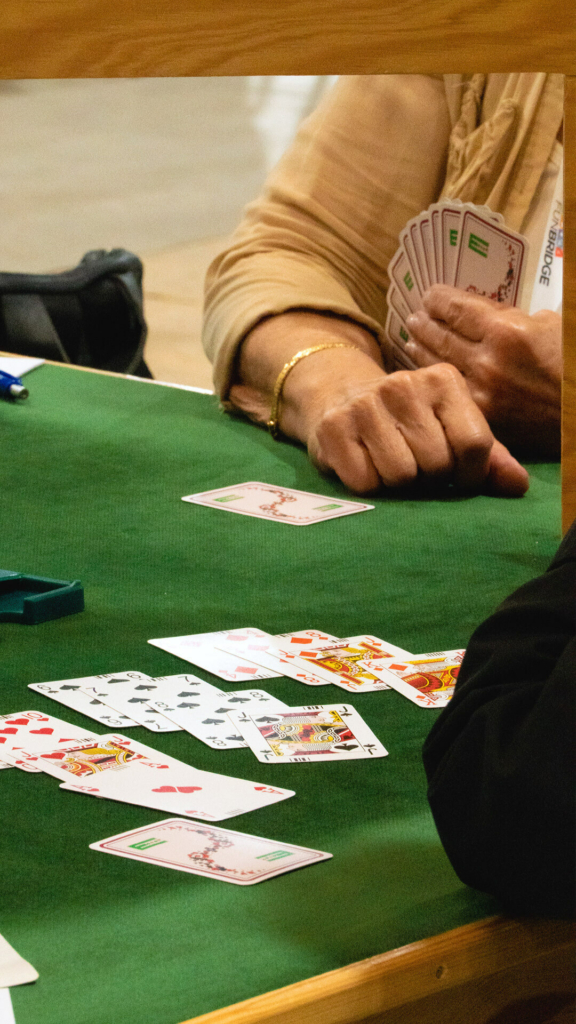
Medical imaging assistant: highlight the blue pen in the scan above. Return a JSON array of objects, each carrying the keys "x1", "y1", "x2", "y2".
[{"x1": 0, "y1": 369, "x2": 29, "y2": 400}]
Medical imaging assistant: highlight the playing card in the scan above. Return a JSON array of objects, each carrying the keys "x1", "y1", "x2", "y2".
[
  {"x1": 364, "y1": 649, "x2": 465, "y2": 707},
  {"x1": 148, "y1": 631, "x2": 283, "y2": 681},
  {"x1": 430, "y1": 204, "x2": 443, "y2": 284},
  {"x1": 213, "y1": 628, "x2": 339, "y2": 677},
  {"x1": 182, "y1": 482, "x2": 374, "y2": 526},
  {"x1": 148, "y1": 674, "x2": 225, "y2": 703},
  {"x1": 0, "y1": 710, "x2": 100, "y2": 762},
  {"x1": 384, "y1": 307, "x2": 418, "y2": 370},
  {"x1": 409, "y1": 218, "x2": 431, "y2": 292},
  {"x1": 152, "y1": 689, "x2": 289, "y2": 749},
  {"x1": 89, "y1": 818, "x2": 332, "y2": 884},
  {"x1": 213, "y1": 628, "x2": 288, "y2": 674},
  {"x1": 417, "y1": 209, "x2": 436, "y2": 286},
  {"x1": 19, "y1": 733, "x2": 295, "y2": 820},
  {"x1": 28, "y1": 674, "x2": 142, "y2": 728},
  {"x1": 79, "y1": 675, "x2": 182, "y2": 732},
  {"x1": 453, "y1": 210, "x2": 528, "y2": 305},
  {"x1": 230, "y1": 704, "x2": 388, "y2": 764},
  {"x1": 276, "y1": 629, "x2": 340, "y2": 644},
  {"x1": 440, "y1": 203, "x2": 463, "y2": 285},
  {"x1": 271, "y1": 635, "x2": 412, "y2": 693},
  {"x1": 386, "y1": 284, "x2": 412, "y2": 323},
  {"x1": 388, "y1": 244, "x2": 423, "y2": 314}
]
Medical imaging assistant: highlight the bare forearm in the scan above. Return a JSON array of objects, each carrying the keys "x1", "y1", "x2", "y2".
[{"x1": 230, "y1": 311, "x2": 386, "y2": 443}]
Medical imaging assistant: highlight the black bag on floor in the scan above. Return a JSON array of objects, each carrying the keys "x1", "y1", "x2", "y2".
[{"x1": 0, "y1": 248, "x2": 151, "y2": 377}]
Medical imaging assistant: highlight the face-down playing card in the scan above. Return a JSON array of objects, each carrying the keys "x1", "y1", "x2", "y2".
[
  {"x1": 452, "y1": 210, "x2": 528, "y2": 305},
  {"x1": 182, "y1": 482, "x2": 374, "y2": 526},
  {"x1": 18, "y1": 733, "x2": 294, "y2": 820},
  {"x1": 271, "y1": 635, "x2": 412, "y2": 693},
  {"x1": 229, "y1": 705, "x2": 388, "y2": 764},
  {"x1": 90, "y1": 818, "x2": 332, "y2": 884},
  {"x1": 151, "y1": 689, "x2": 289, "y2": 749},
  {"x1": 364, "y1": 650, "x2": 465, "y2": 707}
]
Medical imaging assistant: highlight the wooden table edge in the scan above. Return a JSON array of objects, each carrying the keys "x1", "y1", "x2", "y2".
[{"x1": 178, "y1": 916, "x2": 575, "y2": 1024}]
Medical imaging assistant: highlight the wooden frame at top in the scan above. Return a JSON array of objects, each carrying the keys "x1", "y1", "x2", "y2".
[{"x1": 0, "y1": 0, "x2": 574, "y2": 529}]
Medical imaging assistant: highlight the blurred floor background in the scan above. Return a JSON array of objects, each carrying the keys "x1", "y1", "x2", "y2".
[{"x1": 0, "y1": 77, "x2": 337, "y2": 389}]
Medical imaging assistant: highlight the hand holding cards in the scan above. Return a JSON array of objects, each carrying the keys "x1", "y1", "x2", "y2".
[{"x1": 387, "y1": 200, "x2": 529, "y2": 369}]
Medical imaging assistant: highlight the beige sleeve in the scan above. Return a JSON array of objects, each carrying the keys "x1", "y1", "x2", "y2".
[{"x1": 203, "y1": 74, "x2": 452, "y2": 399}]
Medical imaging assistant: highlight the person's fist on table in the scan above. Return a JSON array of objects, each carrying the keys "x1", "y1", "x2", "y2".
[{"x1": 304, "y1": 359, "x2": 529, "y2": 497}]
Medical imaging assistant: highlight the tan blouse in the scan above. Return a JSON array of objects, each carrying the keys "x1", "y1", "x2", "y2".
[{"x1": 203, "y1": 73, "x2": 564, "y2": 399}]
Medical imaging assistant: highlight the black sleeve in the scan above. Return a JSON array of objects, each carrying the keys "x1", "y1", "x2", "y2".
[{"x1": 422, "y1": 523, "x2": 576, "y2": 919}]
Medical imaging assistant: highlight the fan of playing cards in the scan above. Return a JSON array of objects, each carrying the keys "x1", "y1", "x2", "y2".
[{"x1": 386, "y1": 200, "x2": 529, "y2": 369}]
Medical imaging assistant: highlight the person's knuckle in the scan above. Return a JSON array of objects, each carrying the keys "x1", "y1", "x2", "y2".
[
  {"x1": 461, "y1": 425, "x2": 493, "y2": 459},
  {"x1": 317, "y1": 406, "x2": 344, "y2": 438},
  {"x1": 426, "y1": 361, "x2": 462, "y2": 388},
  {"x1": 387, "y1": 460, "x2": 418, "y2": 489},
  {"x1": 381, "y1": 369, "x2": 416, "y2": 398}
]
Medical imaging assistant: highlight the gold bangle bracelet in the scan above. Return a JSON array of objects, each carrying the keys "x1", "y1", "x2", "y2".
[{"x1": 267, "y1": 343, "x2": 359, "y2": 440}]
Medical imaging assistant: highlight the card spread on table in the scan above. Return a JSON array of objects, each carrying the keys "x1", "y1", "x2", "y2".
[
  {"x1": 213, "y1": 628, "x2": 337, "y2": 674},
  {"x1": 213, "y1": 628, "x2": 289, "y2": 674},
  {"x1": 386, "y1": 200, "x2": 528, "y2": 369},
  {"x1": 182, "y1": 482, "x2": 374, "y2": 526},
  {"x1": 271, "y1": 635, "x2": 412, "y2": 693},
  {"x1": 229, "y1": 705, "x2": 388, "y2": 763},
  {"x1": 151, "y1": 689, "x2": 289, "y2": 749},
  {"x1": 19, "y1": 733, "x2": 294, "y2": 820},
  {"x1": 148, "y1": 631, "x2": 283, "y2": 681},
  {"x1": 90, "y1": 818, "x2": 332, "y2": 884},
  {"x1": 365, "y1": 650, "x2": 465, "y2": 707},
  {"x1": 147, "y1": 674, "x2": 225, "y2": 704},
  {"x1": 28, "y1": 674, "x2": 142, "y2": 728},
  {"x1": 0, "y1": 710, "x2": 99, "y2": 763},
  {"x1": 80, "y1": 675, "x2": 182, "y2": 733}
]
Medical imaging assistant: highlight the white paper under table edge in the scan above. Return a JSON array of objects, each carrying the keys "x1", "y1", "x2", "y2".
[
  {"x1": 0, "y1": 988, "x2": 16, "y2": 1024},
  {"x1": 0, "y1": 356, "x2": 44, "y2": 377}
]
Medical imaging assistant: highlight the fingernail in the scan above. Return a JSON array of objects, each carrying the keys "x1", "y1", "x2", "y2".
[{"x1": 406, "y1": 312, "x2": 422, "y2": 328}]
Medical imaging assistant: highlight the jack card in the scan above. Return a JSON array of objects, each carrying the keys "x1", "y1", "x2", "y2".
[
  {"x1": 271, "y1": 635, "x2": 412, "y2": 693},
  {"x1": 229, "y1": 704, "x2": 388, "y2": 764},
  {"x1": 365, "y1": 649, "x2": 465, "y2": 707}
]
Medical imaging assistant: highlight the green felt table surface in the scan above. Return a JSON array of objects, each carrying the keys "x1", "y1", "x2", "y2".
[{"x1": 0, "y1": 364, "x2": 562, "y2": 1024}]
